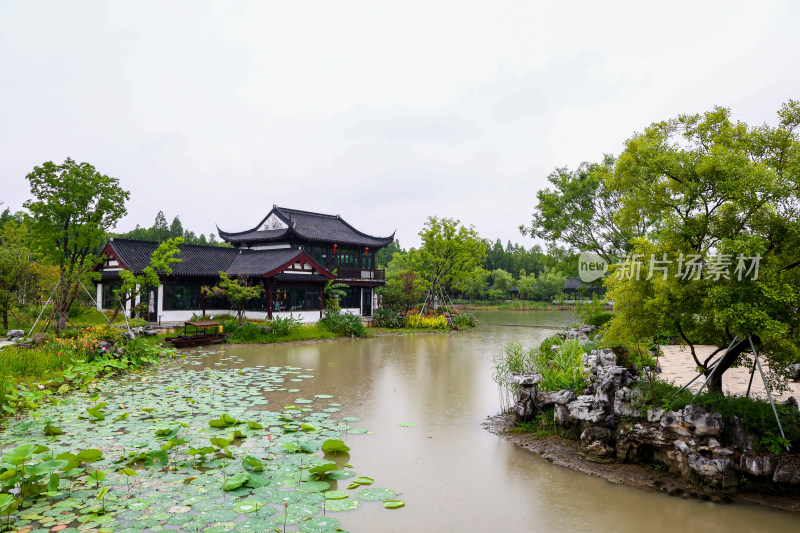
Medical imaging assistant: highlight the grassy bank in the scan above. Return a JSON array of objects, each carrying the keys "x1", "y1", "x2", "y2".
[{"x1": 1, "y1": 332, "x2": 176, "y2": 421}]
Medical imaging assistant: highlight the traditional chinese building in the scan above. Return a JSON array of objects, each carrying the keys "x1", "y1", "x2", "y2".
[{"x1": 94, "y1": 206, "x2": 394, "y2": 323}]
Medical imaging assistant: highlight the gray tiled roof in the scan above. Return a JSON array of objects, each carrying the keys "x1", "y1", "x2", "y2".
[
  {"x1": 103, "y1": 239, "x2": 331, "y2": 279},
  {"x1": 107, "y1": 239, "x2": 238, "y2": 277},
  {"x1": 227, "y1": 248, "x2": 304, "y2": 277},
  {"x1": 218, "y1": 206, "x2": 394, "y2": 247}
]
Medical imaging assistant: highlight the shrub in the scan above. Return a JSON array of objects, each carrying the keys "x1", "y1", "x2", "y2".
[
  {"x1": 403, "y1": 311, "x2": 448, "y2": 330},
  {"x1": 261, "y1": 316, "x2": 301, "y2": 337},
  {"x1": 533, "y1": 337, "x2": 589, "y2": 393},
  {"x1": 227, "y1": 322, "x2": 266, "y2": 343},
  {"x1": 373, "y1": 308, "x2": 403, "y2": 328},
  {"x1": 319, "y1": 310, "x2": 371, "y2": 338},
  {"x1": 514, "y1": 408, "x2": 558, "y2": 438},
  {"x1": 451, "y1": 312, "x2": 478, "y2": 330},
  {"x1": 82, "y1": 324, "x2": 125, "y2": 344},
  {"x1": 630, "y1": 379, "x2": 800, "y2": 452},
  {"x1": 609, "y1": 344, "x2": 656, "y2": 371},
  {"x1": 588, "y1": 312, "x2": 614, "y2": 328},
  {"x1": 59, "y1": 329, "x2": 80, "y2": 339}
]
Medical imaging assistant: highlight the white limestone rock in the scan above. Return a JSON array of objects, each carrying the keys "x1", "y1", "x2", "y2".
[
  {"x1": 740, "y1": 453, "x2": 777, "y2": 477},
  {"x1": 507, "y1": 372, "x2": 543, "y2": 386},
  {"x1": 566, "y1": 396, "x2": 611, "y2": 425},
  {"x1": 536, "y1": 389, "x2": 577, "y2": 407}
]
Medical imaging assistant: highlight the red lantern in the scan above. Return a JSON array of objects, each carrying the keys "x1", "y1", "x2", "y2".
[
  {"x1": 365, "y1": 247, "x2": 369, "y2": 253},
  {"x1": 333, "y1": 243, "x2": 337, "y2": 257}
]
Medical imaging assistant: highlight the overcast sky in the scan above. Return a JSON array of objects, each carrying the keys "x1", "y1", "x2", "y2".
[{"x1": 1, "y1": 1, "x2": 798, "y2": 249}]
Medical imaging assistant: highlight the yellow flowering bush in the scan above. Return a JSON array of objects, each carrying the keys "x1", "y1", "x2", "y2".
[{"x1": 403, "y1": 311, "x2": 448, "y2": 330}]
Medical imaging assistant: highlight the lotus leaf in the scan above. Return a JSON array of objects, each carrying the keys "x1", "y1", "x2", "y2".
[
  {"x1": 145, "y1": 450, "x2": 169, "y2": 467},
  {"x1": 222, "y1": 472, "x2": 250, "y2": 491},
  {"x1": 357, "y1": 488, "x2": 396, "y2": 501},
  {"x1": 76, "y1": 449, "x2": 103, "y2": 463},
  {"x1": 87, "y1": 470, "x2": 106, "y2": 484},
  {"x1": 383, "y1": 499, "x2": 405, "y2": 509},
  {"x1": 327, "y1": 470, "x2": 356, "y2": 480},
  {"x1": 308, "y1": 462, "x2": 337, "y2": 475},
  {"x1": 321, "y1": 439, "x2": 350, "y2": 454},
  {"x1": 231, "y1": 500, "x2": 262, "y2": 513},
  {"x1": 324, "y1": 497, "x2": 360, "y2": 512},
  {"x1": 155, "y1": 426, "x2": 182, "y2": 439},
  {"x1": 210, "y1": 437, "x2": 232, "y2": 449},
  {"x1": 299, "y1": 516, "x2": 340, "y2": 532},
  {"x1": 2, "y1": 444, "x2": 35, "y2": 465}
]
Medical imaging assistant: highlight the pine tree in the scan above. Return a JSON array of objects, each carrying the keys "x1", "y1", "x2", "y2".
[
  {"x1": 169, "y1": 216, "x2": 184, "y2": 239},
  {"x1": 152, "y1": 211, "x2": 169, "y2": 242}
]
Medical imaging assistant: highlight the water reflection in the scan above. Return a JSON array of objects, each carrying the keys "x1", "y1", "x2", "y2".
[{"x1": 192, "y1": 312, "x2": 799, "y2": 532}]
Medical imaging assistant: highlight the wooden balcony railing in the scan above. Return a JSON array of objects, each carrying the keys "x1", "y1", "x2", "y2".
[{"x1": 336, "y1": 267, "x2": 385, "y2": 281}]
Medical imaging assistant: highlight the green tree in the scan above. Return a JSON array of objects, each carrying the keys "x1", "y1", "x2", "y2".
[
  {"x1": 152, "y1": 211, "x2": 169, "y2": 242},
  {"x1": 605, "y1": 101, "x2": 800, "y2": 392},
  {"x1": 409, "y1": 217, "x2": 486, "y2": 296},
  {"x1": 379, "y1": 252, "x2": 426, "y2": 312},
  {"x1": 110, "y1": 238, "x2": 183, "y2": 321},
  {"x1": 24, "y1": 158, "x2": 130, "y2": 331},
  {"x1": 203, "y1": 272, "x2": 264, "y2": 322},
  {"x1": 462, "y1": 267, "x2": 489, "y2": 302},
  {"x1": 517, "y1": 272, "x2": 538, "y2": 300},
  {"x1": 491, "y1": 268, "x2": 514, "y2": 296},
  {"x1": 376, "y1": 239, "x2": 403, "y2": 269},
  {"x1": 379, "y1": 270, "x2": 425, "y2": 312},
  {"x1": 533, "y1": 268, "x2": 566, "y2": 301},
  {"x1": 0, "y1": 223, "x2": 34, "y2": 329},
  {"x1": 169, "y1": 216, "x2": 184, "y2": 239},
  {"x1": 521, "y1": 156, "x2": 653, "y2": 263}
]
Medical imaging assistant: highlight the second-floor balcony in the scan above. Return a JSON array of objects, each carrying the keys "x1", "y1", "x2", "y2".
[{"x1": 336, "y1": 267, "x2": 385, "y2": 281}]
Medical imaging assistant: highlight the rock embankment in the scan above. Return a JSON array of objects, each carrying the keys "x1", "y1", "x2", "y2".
[{"x1": 508, "y1": 329, "x2": 800, "y2": 490}]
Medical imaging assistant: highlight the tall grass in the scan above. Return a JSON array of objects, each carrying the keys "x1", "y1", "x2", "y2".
[
  {"x1": 492, "y1": 337, "x2": 589, "y2": 413},
  {"x1": 532, "y1": 338, "x2": 589, "y2": 393},
  {"x1": 0, "y1": 345, "x2": 83, "y2": 383},
  {"x1": 492, "y1": 342, "x2": 536, "y2": 412}
]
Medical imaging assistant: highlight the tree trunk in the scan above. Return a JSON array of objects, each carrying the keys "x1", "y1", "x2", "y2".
[
  {"x1": 56, "y1": 311, "x2": 67, "y2": 332},
  {"x1": 706, "y1": 337, "x2": 756, "y2": 393}
]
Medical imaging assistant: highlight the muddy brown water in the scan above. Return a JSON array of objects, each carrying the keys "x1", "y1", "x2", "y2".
[{"x1": 185, "y1": 310, "x2": 800, "y2": 532}]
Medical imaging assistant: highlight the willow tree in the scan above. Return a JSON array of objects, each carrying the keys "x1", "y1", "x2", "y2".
[
  {"x1": 24, "y1": 159, "x2": 130, "y2": 331},
  {"x1": 604, "y1": 101, "x2": 800, "y2": 392}
]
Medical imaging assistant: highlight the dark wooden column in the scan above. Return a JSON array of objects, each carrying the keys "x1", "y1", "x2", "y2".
[{"x1": 267, "y1": 278, "x2": 274, "y2": 320}]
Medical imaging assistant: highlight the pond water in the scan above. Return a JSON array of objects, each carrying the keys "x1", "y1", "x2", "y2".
[
  {"x1": 203, "y1": 310, "x2": 800, "y2": 532},
  {"x1": 4, "y1": 310, "x2": 798, "y2": 532}
]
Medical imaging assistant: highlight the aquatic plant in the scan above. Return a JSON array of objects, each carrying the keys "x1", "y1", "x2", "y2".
[{"x1": 0, "y1": 350, "x2": 404, "y2": 531}]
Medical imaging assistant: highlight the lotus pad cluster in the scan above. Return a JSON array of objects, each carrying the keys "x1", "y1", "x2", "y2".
[{"x1": 0, "y1": 348, "x2": 403, "y2": 532}]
